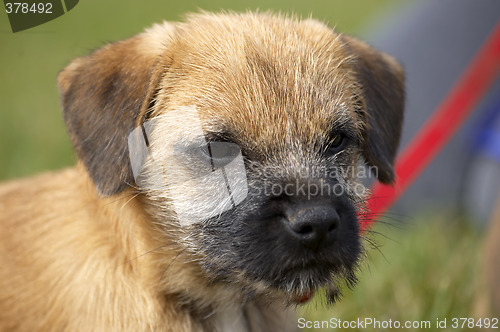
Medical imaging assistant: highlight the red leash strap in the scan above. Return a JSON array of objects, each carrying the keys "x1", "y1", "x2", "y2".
[{"x1": 361, "y1": 22, "x2": 500, "y2": 231}]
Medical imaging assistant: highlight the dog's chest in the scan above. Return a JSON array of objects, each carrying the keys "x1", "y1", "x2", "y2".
[{"x1": 213, "y1": 306, "x2": 249, "y2": 332}]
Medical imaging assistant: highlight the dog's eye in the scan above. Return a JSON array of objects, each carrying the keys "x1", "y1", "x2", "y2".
[
  {"x1": 199, "y1": 142, "x2": 241, "y2": 169},
  {"x1": 327, "y1": 134, "x2": 347, "y2": 154}
]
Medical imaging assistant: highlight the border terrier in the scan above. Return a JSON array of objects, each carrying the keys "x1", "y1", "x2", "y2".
[{"x1": 0, "y1": 12, "x2": 404, "y2": 331}]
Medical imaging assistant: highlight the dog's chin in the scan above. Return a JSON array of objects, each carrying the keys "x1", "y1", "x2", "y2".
[
  {"x1": 190, "y1": 193, "x2": 362, "y2": 306},
  {"x1": 201, "y1": 259, "x2": 359, "y2": 307},
  {"x1": 244, "y1": 272, "x2": 356, "y2": 307},
  {"x1": 274, "y1": 266, "x2": 359, "y2": 306}
]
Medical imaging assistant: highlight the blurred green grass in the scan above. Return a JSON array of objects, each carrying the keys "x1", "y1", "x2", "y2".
[
  {"x1": 0, "y1": 0, "x2": 411, "y2": 180},
  {"x1": 301, "y1": 218, "x2": 492, "y2": 331}
]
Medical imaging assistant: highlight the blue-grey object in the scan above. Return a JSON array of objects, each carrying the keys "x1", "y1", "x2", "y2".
[{"x1": 361, "y1": 0, "x2": 500, "y2": 224}]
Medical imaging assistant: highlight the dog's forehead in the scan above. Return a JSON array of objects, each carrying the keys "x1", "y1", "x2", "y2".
[{"x1": 155, "y1": 13, "x2": 363, "y2": 150}]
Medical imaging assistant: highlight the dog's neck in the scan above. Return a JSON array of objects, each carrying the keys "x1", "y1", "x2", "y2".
[
  {"x1": 77, "y1": 164, "x2": 293, "y2": 331},
  {"x1": 76, "y1": 165, "x2": 258, "y2": 329},
  {"x1": 214, "y1": 306, "x2": 250, "y2": 332}
]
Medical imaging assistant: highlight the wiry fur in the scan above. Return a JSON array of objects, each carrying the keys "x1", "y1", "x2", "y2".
[{"x1": 0, "y1": 12, "x2": 404, "y2": 331}]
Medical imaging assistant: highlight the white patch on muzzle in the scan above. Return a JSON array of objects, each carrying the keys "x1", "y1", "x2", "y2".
[{"x1": 128, "y1": 106, "x2": 248, "y2": 226}]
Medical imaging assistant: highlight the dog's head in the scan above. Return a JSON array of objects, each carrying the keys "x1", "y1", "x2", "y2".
[{"x1": 58, "y1": 12, "x2": 404, "y2": 305}]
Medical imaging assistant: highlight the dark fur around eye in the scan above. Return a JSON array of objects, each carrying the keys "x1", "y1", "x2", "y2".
[{"x1": 325, "y1": 133, "x2": 348, "y2": 156}]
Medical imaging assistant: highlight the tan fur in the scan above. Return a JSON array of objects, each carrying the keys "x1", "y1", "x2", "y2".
[
  {"x1": 0, "y1": 12, "x2": 404, "y2": 331},
  {"x1": 0, "y1": 164, "x2": 292, "y2": 331},
  {"x1": 155, "y1": 13, "x2": 364, "y2": 150}
]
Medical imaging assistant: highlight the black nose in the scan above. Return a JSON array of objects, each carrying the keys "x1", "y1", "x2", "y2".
[{"x1": 286, "y1": 207, "x2": 340, "y2": 251}]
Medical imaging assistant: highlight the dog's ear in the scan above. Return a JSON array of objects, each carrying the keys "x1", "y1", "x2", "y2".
[
  {"x1": 58, "y1": 23, "x2": 174, "y2": 196},
  {"x1": 343, "y1": 35, "x2": 405, "y2": 184}
]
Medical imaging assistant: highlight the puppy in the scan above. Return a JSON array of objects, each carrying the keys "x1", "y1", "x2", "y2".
[{"x1": 0, "y1": 12, "x2": 404, "y2": 331}]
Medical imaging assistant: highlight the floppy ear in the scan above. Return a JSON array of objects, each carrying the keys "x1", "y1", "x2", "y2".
[
  {"x1": 58, "y1": 23, "x2": 174, "y2": 196},
  {"x1": 343, "y1": 35, "x2": 405, "y2": 184}
]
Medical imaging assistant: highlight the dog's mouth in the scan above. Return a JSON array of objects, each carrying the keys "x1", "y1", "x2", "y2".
[
  {"x1": 291, "y1": 289, "x2": 315, "y2": 304},
  {"x1": 195, "y1": 242, "x2": 361, "y2": 306},
  {"x1": 200, "y1": 256, "x2": 360, "y2": 307},
  {"x1": 192, "y1": 193, "x2": 362, "y2": 305},
  {"x1": 279, "y1": 262, "x2": 359, "y2": 305},
  {"x1": 196, "y1": 252, "x2": 361, "y2": 308}
]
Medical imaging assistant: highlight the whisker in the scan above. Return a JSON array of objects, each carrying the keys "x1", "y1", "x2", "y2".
[
  {"x1": 125, "y1": 242, "x2": 177, "y2": 264},
  {"x1": 160, "y1": 247, "x2": 189, "y2": 282},
  {"x1": 121, "y1": 192, "x2": 140, "y2": 209}
]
